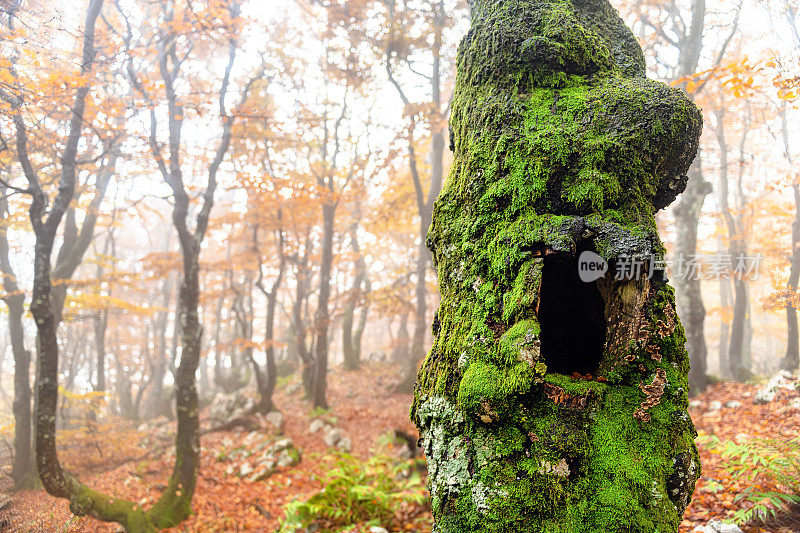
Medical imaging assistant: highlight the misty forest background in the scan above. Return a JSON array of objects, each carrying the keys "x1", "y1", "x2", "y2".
[{"x1": 0, "y1": 0, "x2": 799, "y2": 531}]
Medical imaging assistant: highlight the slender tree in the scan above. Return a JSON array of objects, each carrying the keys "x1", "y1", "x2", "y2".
[
  {"x1": 342, "y1": 222, "x2": 370, "y2": 370},
  {"x1": 0, "y1": 185, "x2": 33, "y2": 489},
  {"x1": 253, "y1": 220, "x2": 287, "y2": 412},
  {"x1": 382, "y1": 0, "x2": 455, "y2": 391},
  {"x1": 632, "y1": 0, "x2": 741, "y2": 394},
  {"x1": 780, "y1": 103, "x2": 800, "y2": 370}
]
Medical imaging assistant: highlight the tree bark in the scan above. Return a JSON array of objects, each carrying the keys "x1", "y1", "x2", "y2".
[
  {"x1": 412, "y1": 1, "x2": 702, "y2": 529},
  {"x1": 673, "y1": 0, "x2": 710, "y2": 394},
  {"x1": 291, "y1": 235, "x2": 314, "y2": 397},
  {"x1": 386, "y1": 0, "x2": 447, "y2": 393},
  {"x1": 725, "y1": 103, "x2": 752, "y2": 381},
  {"x1": 781, "y1": 104, "x2": 800, "y2": 371},
  {"x1": 0, "y1": 188, "x2": 35, "y2": 490},
  {"x1": 93, "y1": 309, "x2": 107, "y2": 394},
  {"x1": 312, "y1": 203, "x2": 336, "y2": 409},
  {"x1": 674, "y1": 157, "x2": 711, "y2": 395},
  {"x1": 254, "y1": 226, "x2": 286, "y2": 413},
  {"x1": 392, "y1": 313, "x2": 410, "y2": 363},
  {"x1": 16, "y1": 1, "x2": 243, "y2": 528},
  {"x1": 342, "y1": 226, "x2": 369, "y2": 371}
]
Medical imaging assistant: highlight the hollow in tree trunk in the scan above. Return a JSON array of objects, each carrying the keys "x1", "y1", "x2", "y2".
[{"x1": 412, "y1": 1, "x2": 703, "y2": 530}]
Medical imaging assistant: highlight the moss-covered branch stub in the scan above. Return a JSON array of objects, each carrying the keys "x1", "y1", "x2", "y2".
[{"x1": 411, "y1": 0, "x2": 702, "y2": 531}]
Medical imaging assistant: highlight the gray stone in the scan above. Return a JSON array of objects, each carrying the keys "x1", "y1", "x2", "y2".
[
  {"x1": 155, "y1": 425, "x2": 174, "y2": 441},
  {"x1": 243, "y1": 431, "x2": 262, "y2": 447},
  {"x1": 208, "y1": 391, "x2": 255, "y2": 428},
  {"x1": 276, "y1": 449, "x2": 299, "y2": 468},
  {"x1": 258, "y1": 455, "x2": 276, "y2": 469},
  {"x1": 239, "y1": 461, "x2": 253, "y2": 477},
  {"x1": 265, "y1": 410, "x2": 284, "y2": 432},
  {"x1": 249, "y1": 467, "x2": 275, "y2": 483},
  {"x1": 754, "y1": 370, "x2": 798, "y2": 404},
  {"x1": 369, "y1": 527, "x2": 388, "y2": 533},
  {"x1": 271, "y1": 437, "x2": 294, "y2": 453},
  {"x1": 708, "y1": 401, "x2": 722, "y2": 411},
  {"x1": 309, "y1": 419, "x2": 327, "y2": 433},
  {"x1": 323, "y1": 426, "x2": 343, "y2": 447},
  {"x1": 337, "y1": 436, "x2": 352, "y2": 453},
  {"x1": 724, "y1": 400, "x2": 741, "y2": 409},
  {"x1": 691, "y1": 520, "x2": 743, "y2": 533}
]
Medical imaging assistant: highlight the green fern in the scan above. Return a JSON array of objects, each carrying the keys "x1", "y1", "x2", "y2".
[
  {"x1": 701, "y1": 435, "x2": 800, "y2": 526},
  {"x1": 279, "y1": 453, "x2": 428, "y2": 532}
]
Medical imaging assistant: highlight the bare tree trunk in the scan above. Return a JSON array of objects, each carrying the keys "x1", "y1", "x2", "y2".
[
  {"x1": 115, "y1": 357, "x2": 136, "y2": 422},
  {"x1": 636, "y1": 0, "x2": 739, "y2": 395},
  {"x1": 93, "y1": 227, "x2": 116, "y2": 399},
  {"x1": 727, "y1": 103, "x2": 752, "y2": 381},
  {"x1": 22, "y1": 0, "x2": 109, "y2": 508},
  {"x1": 673, "y1": 0, "x2": 710, "y2": 395},
  {"x1": 729, "y1": 267, "x2": 750, "y2": 379},
  {"x1": 353, "y1": 279, "x2": 369, "y2": 364},
  {"x1": 386, "y1": 0, "x2": 447, "y2": 393},
  {"x1": 2, "y1": 0, "x2": 110, "y2": 489},
  {"x1": 254, "y1": 226, "x2": 286, "y2": 413},
  {"x1": 718, "y1": 275, "x2": 732, "y2": 378},
  {"x1": 781, "y1": 104, "x2": 800, "y2": 371},
  {"x1": 392, "y1": 313, "x2": 410, "y2": 363},
  {"x1": 146, "y1": 279, "x2": 171, "y2": 419},
  {"x1": 406, "y1": 207, "x2": 433, "y2": 384},
  {"x1": 0, "y1": 188, "x2": 34, "y2": 489},
  {"x1": 342, "y1": 226, "x2": 369, "y2": 371},
  {"x1": 675, "y1": 157, "x2": 711, "y2": 395},
  {"x1": 293, "y1": 235, "x2": 314, "y2": 397},
  {"x1": 342, "y1": 301, "x2": 356, "y2": 369},
  {"x1": 784, "y1": 185, "x2": 800, "y2": 371},
  {"x1": 93, "y1": 310, "x2": 107, "y2": 394},
  {"x1": 313, "y1": 204, "x2": 336, "y2": 409}
]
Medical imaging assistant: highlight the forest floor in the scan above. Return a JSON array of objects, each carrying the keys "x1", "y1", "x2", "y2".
[{"x1": 2, "y1": 364, "x2": 798, "y2": 532}]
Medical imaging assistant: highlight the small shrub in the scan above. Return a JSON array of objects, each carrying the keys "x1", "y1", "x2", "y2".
[
  {"x1": 702, "y1": 434, "x2": 800, "y2": 526},
  {"x1": 279, "y1": 453, "x2": 428, "y2": 532}
]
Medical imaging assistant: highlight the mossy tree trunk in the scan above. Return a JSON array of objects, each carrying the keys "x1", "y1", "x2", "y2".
[{"x1": 412, "y1": 0, "x2": 703, "y2": 531}]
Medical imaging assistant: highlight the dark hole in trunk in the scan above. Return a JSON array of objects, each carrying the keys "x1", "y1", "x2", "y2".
[{"x1": 538, "y1": 251, "x2": 607, "y2": 376}]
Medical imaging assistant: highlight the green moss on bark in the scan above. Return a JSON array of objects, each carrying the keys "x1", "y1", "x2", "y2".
[{"x1": 412, "y1": 0, "x2": 702, "y2": 531}]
